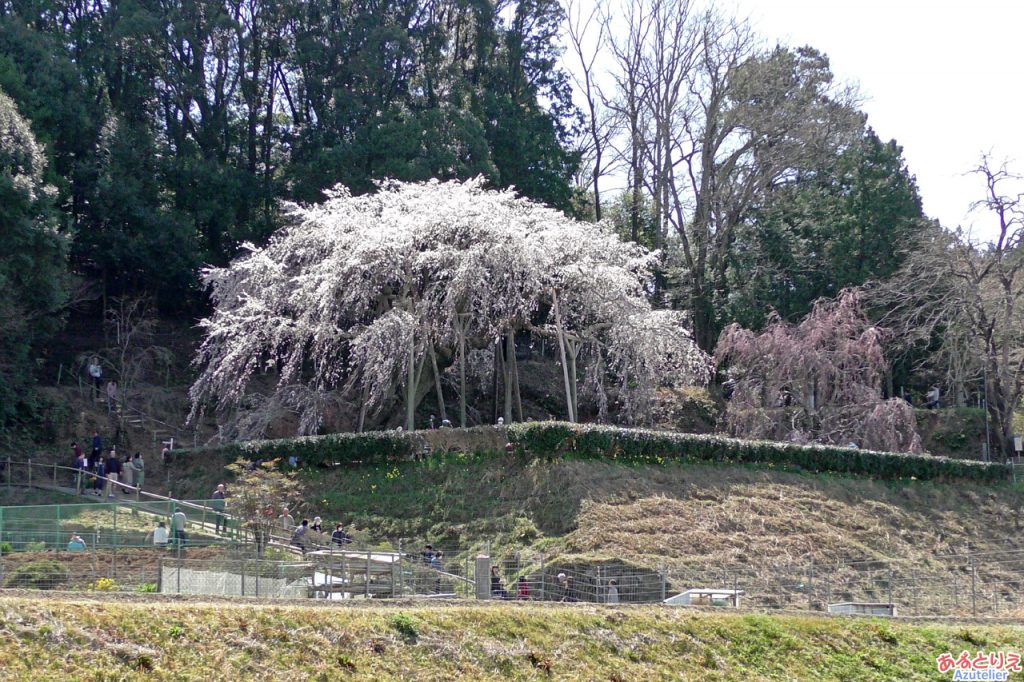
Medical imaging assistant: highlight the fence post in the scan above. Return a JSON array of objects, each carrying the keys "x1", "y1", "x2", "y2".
[
  {"x1": 733, "y1": 571, "x2": 739, "y2": 608},
  {"x1": 157, "y1": 558, "x2": 163, "y2": 593},
  {"x1": 255, "y1": 559, "x2": 260, "y2": 598},
  {"x1": 365, "y1": 551, "x2": 371, "y2": 599},
  {"x1": 912, "y1": 570, "x2": 919, "y2": 616},
  {"x1": 176, "y1": 540, "x2": 182, "y2": 594},
  {"x1": 397, "y1": 540, "x2": 403, "y2": 598},
  {"x1": 659, "y1": 563, "x2": 666, "y2": 603},
  {"x1": 808, "y1": 562, "x2": 815, "y2": 610},
  {"x1": 241, "y1": 558, "x2": 246, "y2": 597},
  {"x1": 887, "y1": 564, "x2": 893, "y2": 607},
  {"x1": 27, "y1": 459, "x2": 31, "y2": 489},
  {"x1": 53, "y1": 462, "x2": 57, "y2": 487},
  {"x1": 824, "y1": 572, "x2": 831, "y2": 611},
  {"x1": 112, "y1": 504, "x2": 118, "y2": 581},
  {"x1": 5, "y1": 456, "x2": 9, "y2": 492},
  {"x1": 539, "y1": 554, "x2": 545, "y2": 601},
  {"x1": 970, "y1": 556, "x2": 977, "y2": 618}
]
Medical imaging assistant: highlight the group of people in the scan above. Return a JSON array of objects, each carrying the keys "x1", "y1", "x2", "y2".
[
  {"x1": 275, "y1": 506, "x2": 353, "y2": 554},
  {"x1": 489, "y1": 566, "x2": 533, "y2": 600},
  {"x1": 70, "y1": 432, "x2": 144, "y2": 497},
  {"x1": 489, "y1": 569, "x2": 619, "y2": 603},
  {"x1": 86, "y1": 358, "x2": 119, "y2": 410},
  {"x1": 146, "y1": 510, "x2": 188, "y2": 548}
]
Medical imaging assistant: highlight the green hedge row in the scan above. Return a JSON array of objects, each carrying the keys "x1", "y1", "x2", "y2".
[
  {"x1": 505, "y1": 422, "x2": 1011, "y2": 484},
  {"x1": 173, "y1": 430, "x2": 423, "y2": 468},
  {"x1": 173, "y1": 421, "x2": 1011, "y2": 484}
]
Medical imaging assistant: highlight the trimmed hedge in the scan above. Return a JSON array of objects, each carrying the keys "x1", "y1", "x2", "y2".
[
  {"x1": 173, "y1": 430, "x2": 422, "y2": 468},
  {"x1": 172, "y1": 421, "x2": 1010, "y2": 485},
  {"x1": 506, "y1": 422, "x2": 1012, "y2": 484}
]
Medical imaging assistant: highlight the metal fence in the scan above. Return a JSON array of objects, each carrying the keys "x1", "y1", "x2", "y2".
[
  {"x1": 2, "y1": 544, "x2": 1023, "y2": 618},
  {"x1": 4, "y1": 523, "x2": 1024, "y2": 617},
  {"x1": 0, "y1": 500, "x2": 241, "y2": 553}
]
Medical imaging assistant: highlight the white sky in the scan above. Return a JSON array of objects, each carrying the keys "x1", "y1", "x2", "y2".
[{"x1": 571, "y1": 0, "x2": 1024, "y2": 241}]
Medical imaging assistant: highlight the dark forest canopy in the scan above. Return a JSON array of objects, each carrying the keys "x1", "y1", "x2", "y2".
[{"x1": 0, "y1": 0, "x2": 579, "y2": 308}]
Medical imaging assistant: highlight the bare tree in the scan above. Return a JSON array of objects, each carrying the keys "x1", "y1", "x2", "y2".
[
  {"x1": 875, "y1": 156, "x2": 1023, "y2": 458},
  {"x1": 563, "y1": 0, "x2": 618, "y2": 220},
  {"x1": 600, "y1": 0, "x2": 862, "y2": 348}
]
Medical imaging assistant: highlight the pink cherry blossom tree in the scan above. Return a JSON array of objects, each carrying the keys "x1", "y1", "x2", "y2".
[{"x1": 716, "y1": 289, "x2": 921, "y2": 452}]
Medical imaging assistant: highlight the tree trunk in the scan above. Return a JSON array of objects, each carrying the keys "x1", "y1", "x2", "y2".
[
  {"x1": 358, "y1": 385, "x2": 368, "y2": 433},
  {"x1": 457, "y1": 319, "x2": 468, "y2": 427},
  {"x1": 511, "y1": 333, "x2": 524, "y2": 422},
  {"x1": 552, "y1": 290, "x2": 576, "y2": 423},
  {"x1": 429, "y1": 345, "x2": 447, "y2": 423},
  {"x1": 406, "y1": 332, "x2": 415, "y2": 431},
  {"x1": 492, "y1": 340, "x2": 501, "y2": 425},
  {"x1": 567, "y1": 338, "x2": 579, "y2": 422}
]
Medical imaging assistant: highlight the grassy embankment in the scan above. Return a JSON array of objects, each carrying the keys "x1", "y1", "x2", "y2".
[
  {"x1": 163, "y1": 441, "x2": 1024, "y2": 570},
  {"x1": 1, "y1": 595, "x2": 1022, "y2": 680}
]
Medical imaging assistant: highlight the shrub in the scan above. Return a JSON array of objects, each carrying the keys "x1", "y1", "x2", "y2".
[
  {"x1": 136, "y1": 582, "x2": 158, "y2": 593},
  {"x1": 3, "y1": 560, "x2": 69, "y2": 589},
  {"x1": 506, "y1": 422, "x2": 1011, "y2": 484},
  {"x1": 89, "y1": 577, "x2": 118, "y2": 592},
  {"x1": 389, "y1": 613, "x2": 419, "y2": 641},
  {"x1": 0, "y1": 542, "x2": 11, "y2": 556}
]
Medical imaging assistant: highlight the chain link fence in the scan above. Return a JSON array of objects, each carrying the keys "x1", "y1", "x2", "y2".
[{"x1": 3, "y1": 517, "x2": 1024, "y2": 617}]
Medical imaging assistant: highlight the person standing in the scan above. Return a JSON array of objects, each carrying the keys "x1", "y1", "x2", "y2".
[
  {"x1": 291, "y1": 519, "x2": 309, "y2": 554},
  {"x1": 73, "y1": 449, "x2": 87, "y2": 494},
  {"x1": 606, "y1": 579, "x2": 619, "y2": 605},
  {"x1": 171, "y1": 509, "x2": 187, "y2": 547},
  {"x1": 105, "y1": 380, "x2": 118, "y2": 411},
  {"x1": 90, "y1": 431, "x2": 102, "y2": 465},
  {"x1": 131, "y1": 453, "x2": 145, "y2": 490},
  {"x1": 517, "y1": 576, "x2": 531, "y2": 600},
  {"x1": 92, "y1": 457, "x2": 105, "y2": 496},
  {"x1": 120, "y1": 453, "x2": 134, "y2": 492},
  {"x1": 331, "y1": 523, "x2": 352, "y2": 546},
  {"x1": 87, "y1": 358, "x2": 102, "y2": 399},
  {"x1": 104, "y1": 449, "x2": 121, "y2": 497},
  {"x1": 279, "y1": 506, "x2": 295, "y2": 533},
  {"x1": 490, "y1": 566, "x2": 508, "y2": 599},
  {"x1": 211, "y1": 484, "x2": 227, "y2": 534}
]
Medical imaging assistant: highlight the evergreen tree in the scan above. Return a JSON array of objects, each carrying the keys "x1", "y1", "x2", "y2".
[
  {"x1": 726, "y1": 129, "x2": 927, "y2": 329},
  {"x1": 0, "y1": 89, "x2": 68, "y2": 429}
]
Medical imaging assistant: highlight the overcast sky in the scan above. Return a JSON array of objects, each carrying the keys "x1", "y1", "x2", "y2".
[{"x1": 575, "y1": 0, "x2": 1023, "y2": 241}]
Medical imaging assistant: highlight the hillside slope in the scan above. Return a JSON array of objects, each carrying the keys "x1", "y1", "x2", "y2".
[{"x1": 164, "y1": 450, "x2": 1024, "y2": 569}]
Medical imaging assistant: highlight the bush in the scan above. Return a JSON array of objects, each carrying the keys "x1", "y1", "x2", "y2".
[
  {"x1": 3, "y1": 560, "x2": 69, "y2": 589},
  {"x1": 506, "y1": 422, "x2": 1011, "y2": 484},
  {"x1": 0, "y1": 542, "x2": 11, "y2": 556},
  {"x1": 136, "y1": 582, "x2": 158, "y2": 593},
  {"x1": 389, "y1": 613, "x2": 419, "y2": 641},
  {"x1": 89, "y1": 577, "x2": 118, "y2": 591}
]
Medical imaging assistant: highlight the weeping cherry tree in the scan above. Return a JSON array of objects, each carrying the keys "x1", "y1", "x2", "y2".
[{"x1": 190, "y1": 179, "x2": 711, "y2": 435}]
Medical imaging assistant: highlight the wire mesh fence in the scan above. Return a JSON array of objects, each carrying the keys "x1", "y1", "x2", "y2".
[
  {"x1": 3, "y1": 498, "x2": 1024, "y2": 616},
  {"x1": 3, "y1": 541, "x2": 1024, "y2": 617},
  {"x1": 0, "y1": 500, "x2": 242, "y2": 553}
]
